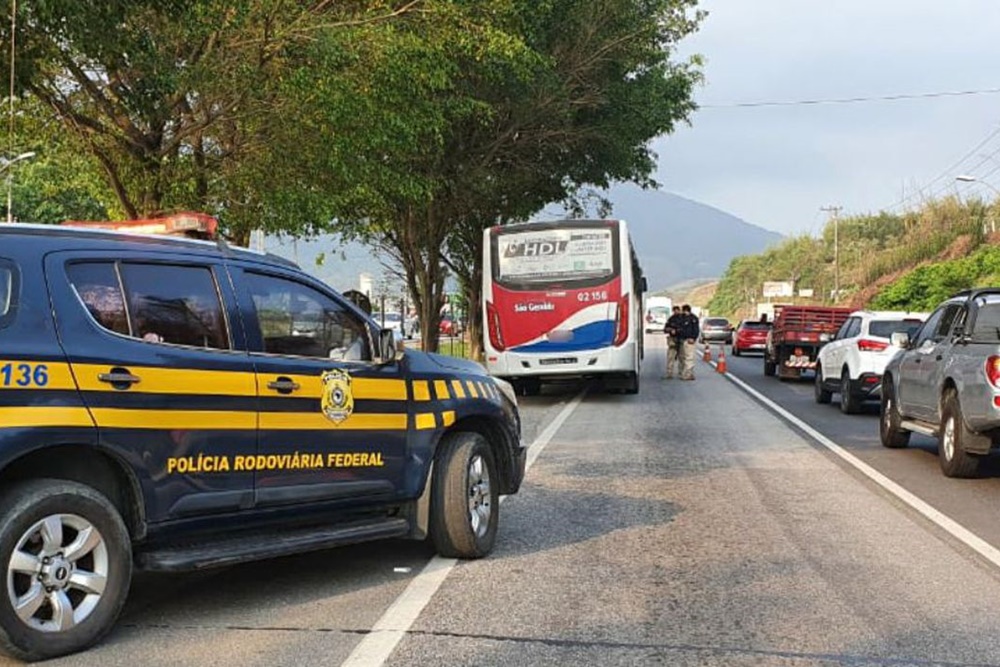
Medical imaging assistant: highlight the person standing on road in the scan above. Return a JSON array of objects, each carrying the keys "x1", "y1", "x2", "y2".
[
  {"x1": 676, "y1": 304, "x2": 700, "y2": 381},
  {"x1": 663, "y1": 305, "x2": 682, "y2": 378}
]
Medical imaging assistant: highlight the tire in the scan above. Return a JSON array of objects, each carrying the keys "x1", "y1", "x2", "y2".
[
  {"x1": 839, "y1": 369, "x2": 862, "y2": 414},
  {"x1": 624, "y1": 371, "x2": 639, "y2": 395},
  {"x1": 879, "y1": 380, "x2": 910, "y2": 449},
  {"x1": 430, "y1": 432, "x2": 499, "y2": 559},
  {"x1": 939, "y1": 391, "x2": 982, "y2": 478},
  {"x1": 814, "y1": 364, "x2": 832, "y2": 404},
  {"x1": 0, "y1": 479, "x2": 132, "y2": 661},
  {"x1": 764, "y1": 354, "x2": 776, "y2": 377}
]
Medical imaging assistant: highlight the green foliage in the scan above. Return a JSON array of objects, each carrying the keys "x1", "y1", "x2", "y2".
[
  {"x1": 709, "y1": 195, "x2": 1000, "y2": 320},
  {"x1": 871, "y1": 245, "x2": 1000, "y2": 311}
]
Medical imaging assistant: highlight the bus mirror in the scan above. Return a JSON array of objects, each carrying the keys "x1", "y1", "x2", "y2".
[{"x1": 641, "y1": 277, "x2": 648, "y2": 293}]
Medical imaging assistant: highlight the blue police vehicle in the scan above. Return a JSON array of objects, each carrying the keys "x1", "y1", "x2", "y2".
[{"x1": 0, "y1": 220, "x2": 525, "y2": 660}]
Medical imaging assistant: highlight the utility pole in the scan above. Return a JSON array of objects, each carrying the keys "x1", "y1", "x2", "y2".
[{"x1": 820, "y1": 205, "x2": 843, "y2": 302}]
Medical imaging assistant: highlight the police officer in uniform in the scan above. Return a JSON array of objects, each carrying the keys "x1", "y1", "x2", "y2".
[
  {"x1": 662, "y1": 305, "x2": 682, "y2": 378},
  {"x1": 676, "y1": 304, "x2": 700, "y2": 381}
]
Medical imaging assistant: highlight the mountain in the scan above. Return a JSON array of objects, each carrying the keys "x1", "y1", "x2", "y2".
[
  {"x1": 264, "y1": 185, "x2": 783, "y2": 296},
  {"x1": 597, "y1": 184, "x2": 783, "y2": 291}
]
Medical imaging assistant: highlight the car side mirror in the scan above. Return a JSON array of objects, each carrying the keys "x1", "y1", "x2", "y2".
[
  {"x1": 375, "y1": 328, "x2": 401, "y2": 364},
  {"x1": 890, "y1": 331, "x2": 909, "y2": 348}
]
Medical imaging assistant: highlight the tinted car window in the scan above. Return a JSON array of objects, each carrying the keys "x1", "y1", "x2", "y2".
[
  {"x1": 972, "y1": 303, "x2": 1000, "y2": 339},
  {"x1": 845, "y1": 317, "x2": 862, "y2": 338},
  {"x1": 120, "y1": 264, "x2": 230, "y2": 349},
  {"x1": 869, "y1": 319, "x2": 924, "y2": 339},
  {"x1": 245, "y1": 272, "x2": 371, "y2": 361},
  {"x1": 705, "y1": 318, "x2": 729, "y2": 327},
  {"x1": 913, "y1": 308, "x2": 945, "y2": 347},
  {"x1": 740, "y1": 322, "x2": 771, "y2": 330},
  {"x1": 67, "y1": 262, "x2": 130, "y2": 336},
  {"x1": 0, "y1": 262, "x2": 12, "y2": 323},
  {"x1": 934, "y1": 304, "x2": 963, "y2": 340}
]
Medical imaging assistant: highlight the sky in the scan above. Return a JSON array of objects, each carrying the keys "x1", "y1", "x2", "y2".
[{"x1": 652, "y1": 0, "x2": 1000, "y2": 237}]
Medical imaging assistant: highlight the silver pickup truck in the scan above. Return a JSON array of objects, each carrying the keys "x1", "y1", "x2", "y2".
[{"x1": 880, "y1": 289, "x2": 1000, "y2": 478}]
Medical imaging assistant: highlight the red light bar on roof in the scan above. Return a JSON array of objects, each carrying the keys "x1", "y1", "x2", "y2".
[{"x1": 61, "y1": 212, "x2": 218, "y2": 239}]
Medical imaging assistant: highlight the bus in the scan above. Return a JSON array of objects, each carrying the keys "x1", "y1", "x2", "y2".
[{"x1": 482, "y1": 219, "x2": 647, "y2": 395}]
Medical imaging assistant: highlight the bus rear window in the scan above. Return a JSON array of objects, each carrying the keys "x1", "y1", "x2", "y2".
[{"x1": 494, "y1": 227, "x2": 617, "y2": 286}]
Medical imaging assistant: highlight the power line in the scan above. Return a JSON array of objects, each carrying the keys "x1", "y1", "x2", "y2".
[
  {"x1": 886, "y1": 122, "x2": 1000, "y2": 212},
  {"x1": 700, "y1": 87, "x2": 1000, "y2": 109}
]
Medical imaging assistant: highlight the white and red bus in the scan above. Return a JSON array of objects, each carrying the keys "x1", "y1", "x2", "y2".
[{"x1": 482, "y1": 219, "x2": 646, "y2": 395}]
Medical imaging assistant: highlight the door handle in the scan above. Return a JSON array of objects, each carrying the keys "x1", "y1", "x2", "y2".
[
  {"x1": 267, "y1": 377, "x2": 300, "y2": 394},
  {"x1": 97, "y1": 367, "x2": 141, "y2": 390}
]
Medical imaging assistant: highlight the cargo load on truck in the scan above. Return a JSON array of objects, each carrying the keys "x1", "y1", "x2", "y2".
[{"x1": 764, "y1": 305, "x2": 852, "y2": 380}]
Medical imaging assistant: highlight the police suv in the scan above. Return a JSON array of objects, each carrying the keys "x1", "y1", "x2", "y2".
[{"x1": 0, "y1": 222, "x2": 525, "y2": 660}]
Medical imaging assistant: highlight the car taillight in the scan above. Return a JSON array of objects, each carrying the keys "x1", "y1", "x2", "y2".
[
  {"x1": 614, "y1": 294, "x2": 629, "y2": 346},
  {"x1": 857, "y1": 339, "x2": 889, "y2": 352},
  {"x1": 986, "y1": 356, "x2": 1000, "y2": 388},
  {"x1": 486, "y1": 301, "x2": 504, "y2": 352}
]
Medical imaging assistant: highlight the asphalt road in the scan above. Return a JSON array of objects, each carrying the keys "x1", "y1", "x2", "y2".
[
  {"x1": 17, "y1": 335, "x2": 1000, "y2": 666},
  {"x1": 718, "y1": 345, "x2": 1000, "y2": 554}
]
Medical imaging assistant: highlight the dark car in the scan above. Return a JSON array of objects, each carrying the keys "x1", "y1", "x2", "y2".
[
  {"x1": 0, "y1": 222, "x2": 525, "y2": 661},
  {"x1": 732, "y1": 320, "x2": 771, "y2": 355},
  {"x1": 700, "y1": 317, "x2": 733, "y2": 344}
]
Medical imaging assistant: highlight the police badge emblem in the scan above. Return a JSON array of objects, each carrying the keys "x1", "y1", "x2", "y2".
[{"x1": 320, "y1": 369, "x2": 354, "y2": 424}]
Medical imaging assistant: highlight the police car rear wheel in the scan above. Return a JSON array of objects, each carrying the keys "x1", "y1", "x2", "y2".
[
  {"x1": 0, "y1": 480, "x2": 131, "y2": 662},
  {"x1": 430, "y1": 433, "x2": 499, "y2": 559}
]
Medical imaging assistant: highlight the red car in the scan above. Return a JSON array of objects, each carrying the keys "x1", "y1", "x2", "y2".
[
  {"x1": 439, "y1": 314, "x2": 463, "y2": 336},
  {"x1": 732, "y1": 320, "x2": 772, "y2": 356}
]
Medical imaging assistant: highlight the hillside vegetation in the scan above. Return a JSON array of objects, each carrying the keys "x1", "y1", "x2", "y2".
[{"x1": 708, "y1": 197, "x2": 999, "y2": 319}]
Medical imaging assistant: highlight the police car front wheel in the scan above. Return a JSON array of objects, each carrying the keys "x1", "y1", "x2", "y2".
[
  {"x1": 0, "y1": 479, "x2": 131, "y2": 662},
  {"x1": 430, "y1": 433, "x2": 499, "y2": 559}
]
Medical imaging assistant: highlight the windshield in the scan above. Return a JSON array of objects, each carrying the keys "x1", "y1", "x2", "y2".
[
  {"x1": 648, "y1": 306, "x2": 670, "y2": 317},
  {"x1": 492, "y1": 223, "x2": 619, "y2": 289},
  {"x1": 705, "y1": 318, "x2": 729, "y2": 327},
  {"x1": 741, "y1": 322, "x2": 771, "y2": 330},
  {"x1": 869, "y1": 319, "x2": 924, "y2": 339}
]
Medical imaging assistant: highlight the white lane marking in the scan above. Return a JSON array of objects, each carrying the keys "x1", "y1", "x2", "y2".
[
  {"x1": 721, "y1": 368, "x2": 1000, "y2": 569},
  {"x1": 341, "y1": 389, "x2": 588, "y2": 667}
]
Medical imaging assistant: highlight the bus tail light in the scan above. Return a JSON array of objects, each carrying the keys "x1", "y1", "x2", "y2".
[
  {"x1": 487, "y1": 301, "x2": 505, "y2": 351},
  {"x1": 614, "y1": 295, "x2": 629, "y2": 346},
  {"x1": 986, "y1": 356, "x2": 1000, "y2": 388}
]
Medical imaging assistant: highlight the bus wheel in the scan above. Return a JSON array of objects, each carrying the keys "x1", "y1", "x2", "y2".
[{"x1": 624, "y1": 372, "x2": 639, "y2": 395}]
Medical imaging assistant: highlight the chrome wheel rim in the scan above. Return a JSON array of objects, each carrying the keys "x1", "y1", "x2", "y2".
[
  {"x1": 7, "y1": 514, "x2": 108, "y2": 632},
  {"x1": 467, "y1": 455, "x2": 492, "y2": 539},
  {"x1": 943, "y1": 416, "x2": 956, "y2": 461}
]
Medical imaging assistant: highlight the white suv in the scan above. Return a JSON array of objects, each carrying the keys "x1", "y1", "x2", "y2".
[{"x1": 815, "y1": 310, "x2": 927, "y2": 413}]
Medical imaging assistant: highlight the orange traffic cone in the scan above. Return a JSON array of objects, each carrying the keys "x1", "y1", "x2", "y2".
[
  {"x1": 702, "y1": 345, "x2": 711, "y2": 362},
  {"x1": 716, "y1": 346, "x2": 727, "y2": 374}
]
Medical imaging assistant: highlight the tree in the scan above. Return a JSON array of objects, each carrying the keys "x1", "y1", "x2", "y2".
[
  {"x1": 332, "y1": 0, "x2": 703, "y2": 353},
  {"x1": 4, "y1": 0, "x2": 421, "y2": 241}
]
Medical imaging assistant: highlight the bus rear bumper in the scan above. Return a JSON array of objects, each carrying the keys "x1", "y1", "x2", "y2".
[{"x1": 485, "y1": 343, "x2": 637, "y2": 379}]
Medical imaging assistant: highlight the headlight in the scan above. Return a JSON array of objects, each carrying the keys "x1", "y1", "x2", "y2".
[{"x1": 493, "y1": 377, "x2": 518, "y2": 407}]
